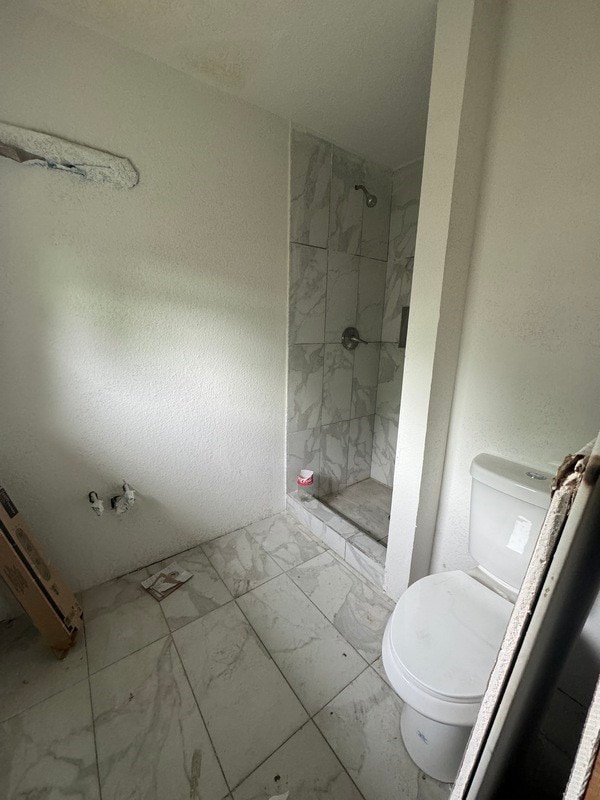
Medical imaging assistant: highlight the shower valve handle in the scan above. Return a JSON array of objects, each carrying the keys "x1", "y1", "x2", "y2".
[{"x1": 342, "y1": 327, "x2": 369, "y2": 350}]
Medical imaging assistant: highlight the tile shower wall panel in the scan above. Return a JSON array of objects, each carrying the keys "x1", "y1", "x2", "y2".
[
  {"x1": 388, "y1": 160, "x2": 422, "y2": 261},
  {"x1": 287, "y1": 427, "x2": 320, "y2": 495},
  {"x1": 351, "y1": 343, "x2": 380, "y2": 418},
  {"x1": 320, "y1": 421, "x2": 350, "y2": 496},
  {"x1": 324, "y1": 251, "x2": 359, "y2": 343},
  {"x1": 382, "y1": 160, "x2": 422, "y2": 345},
  {"x1": 328, "y1": 147, "x2": 365, "y2": 255},
  {"x1": 369, "y1": 159, "x2": 423, "y2": 488},
  {"x1": 288, "y1": 344, "x2": 324, "y2": 432},
  {"x1": 322, "y1": 344, "x2": 354, "y2": 425},
  {"x1": 290, "y1": 129, "x2": 331, "y2": 249},
  {"x1": 288, "y1": 127, "x2": 394, "y2": 498},
  {"x1": 348, "y1": 416, "x2": 375, "y2": 484},
  {"x1": 289, "y1": 243, "x2": 327, "y2": 344},
  {"x1": 382, "y1": 258, "x2": 414, "y2": 344},
  {"x1": 360, "y1": 161, "x2": 393, "y2": 262},
  {"x1": 376, "y1": 344, "x2": 405, "y2": 421},
  {"x1": 357, "y1": 257, "x2": 387, "y2": 342},
  {"x1": 371, "y1": 415, "x2": 399, "y2": 488}
]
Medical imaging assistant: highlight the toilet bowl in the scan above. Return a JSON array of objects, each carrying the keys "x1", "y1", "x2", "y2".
[
  {"x1": 382, "y1": 454, "x2": 552, "y2": 783},
  {"x1": 382, "y1": 569, "x2": 513, "y2": 782}
]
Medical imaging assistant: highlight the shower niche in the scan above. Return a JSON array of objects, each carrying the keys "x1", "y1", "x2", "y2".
[{"x1": 286, "y1": 126, "x2": 422, "y2": 583}]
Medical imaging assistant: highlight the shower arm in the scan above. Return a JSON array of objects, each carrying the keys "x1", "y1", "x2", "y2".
[{"x1": 354, "y1": 184, "x2": 378, "y2": 207}]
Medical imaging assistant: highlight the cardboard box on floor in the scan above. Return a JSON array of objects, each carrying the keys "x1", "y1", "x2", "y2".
[{"x1": 0, "y1": 484, "x2": 83, "y2": 659}]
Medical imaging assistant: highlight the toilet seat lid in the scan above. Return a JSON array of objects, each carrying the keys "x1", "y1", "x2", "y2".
[{"x1": 389, "y1": 571, "x2": 513, "y2": 702}]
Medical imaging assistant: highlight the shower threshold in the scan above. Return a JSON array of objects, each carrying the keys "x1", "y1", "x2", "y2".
[
  {"x1": 287, "y1": 480, "x2": 389, "y2": 589},
  {"x1": 322, "y1": 478, "x2": 391, "y2": 545}
]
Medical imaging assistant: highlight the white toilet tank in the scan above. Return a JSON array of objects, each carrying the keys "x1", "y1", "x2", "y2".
[{"x1": 469, "y1": 454, "x2": 552, "y2": 591}]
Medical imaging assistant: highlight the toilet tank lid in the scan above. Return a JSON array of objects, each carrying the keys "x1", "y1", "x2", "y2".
[{"x1": 470, "y1": 454, "x2": 552, "y2": 509}]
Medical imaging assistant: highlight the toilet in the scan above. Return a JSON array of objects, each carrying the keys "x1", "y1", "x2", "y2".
[{"x1": 382, "y1": 453, "x2": 552, "y2": 783}]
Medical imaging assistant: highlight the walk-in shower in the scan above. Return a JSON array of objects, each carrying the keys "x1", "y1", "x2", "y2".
[{"x1": 287, "y1": 127, "x2": 422, "y2": 561}]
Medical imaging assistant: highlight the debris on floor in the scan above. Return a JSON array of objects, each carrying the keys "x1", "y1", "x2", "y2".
[{"x1": 142, "y1": 562, "x2": 192, "y2": 601}]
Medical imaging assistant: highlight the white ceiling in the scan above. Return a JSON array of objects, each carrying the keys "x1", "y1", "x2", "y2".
[{"x1": 39, "y1": 0, "x2": 437, "y2": 168}]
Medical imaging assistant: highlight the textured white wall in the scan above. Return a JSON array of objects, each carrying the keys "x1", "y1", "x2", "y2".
[
  {"x1": 431, "y1": 0, "x2": 600, "y2": 575},
  {"x1": 0, "y1": 0, "x2": 289, "y2": 614}
]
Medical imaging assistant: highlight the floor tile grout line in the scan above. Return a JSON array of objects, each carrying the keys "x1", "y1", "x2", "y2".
[
  {"x1": 108, "y1": 509, "x2": 298, "y2": 584},
  {"x1": 85, "y1": 500, "x2": 362, "y2": 611},
  {"x1": 0, "y1": 672, "x2": 91, "y2": 726},
  {"x1": 202, "y1": 529, "x2": 284, "y2": 594},
  {"x1": 310, "y1": 708, "x2": 369, "y2": 800},
  {"x1": 230, "y1": 596, "x2": 370, "y2": 796},
  {"x1": 289, "y1": 537, "x2": 392, "y2": 611},
  {"x1": 274, "y1": 568, "x2": 375, "y2": 666},
  {"x1": 310, "y1": 663, "x2": 398, "y2": 800},
  {"x1": 159, "y1": 555, "x2": 366, "y2": 794},
  {"x1": 81, "y1": 618, "x2": 104, "y2": 800},
  {"x1": 234, "y1": 597, "x2": 312, "y2": 718},
  {"x1": 151, "y1": 581, "x2": 232, "y2": 796},
  {"x1": 307, "y1": 661, "x2": 371, "y2": 720},
  {"x1": 102, "y1": 496, "x2": 381, "y2": 604},
  {"x1": 201, "y1": 523, "x2": 327, "y2": 603},
  {"x1": 87, "y1": 628, "x2": 172, "y2": 679},
  {"x1": 229, "y1": 715, "x2": 367, "y2": 800},
  {"x1": 4, "y1": 524, "x2": 392, "y2": 800},
  {"x1": 227, "y1": 719, "x2": 315, "y2": 795},
  {"x1": 86, "y1": 675, "x2": 104, "y2": 800},
  {"x1": 169, "y1": 629, "x2": 233, "y2": 799},
  {"x1": 294, "y1": 517, "x2": 392, "y2": 607},
  {"x1": 81, "y1": 534, "x2": 368, "y2": 684},
  {"x1": 75, "y1": 522, "x2": 384, "y2": 792},
  {"x1": 220, "y1": 599, "x2": 311, "y2": 792},
  {"x1": 283, "y1": 499, "x2": 392, "y2": 595},
  {"x1": 225, "y1": 717, "x2": 318, "y2": 792},
  {"x1": 236, "y1": 568, "x2": 370, "y2": 682},
  {"x1": 87, "y1": 476, "x2": 389, "y2": 587},
  {"x1": 243, "y1": 522, "x2": 325, "y2": 573},
  {"x1": 286, "y1": 562, "x2": 388, "y2": 666}
]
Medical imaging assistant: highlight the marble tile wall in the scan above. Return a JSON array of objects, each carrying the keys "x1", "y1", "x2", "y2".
[
  {"x1": 287, "y1": 127, "x2": 393, "y2": 499},
  {"x1": 370, "y1": 159, "x2": 423, "y2": 488},
  {"x1": 290, "y1": 128, "x2": 331, "y2": 248}
]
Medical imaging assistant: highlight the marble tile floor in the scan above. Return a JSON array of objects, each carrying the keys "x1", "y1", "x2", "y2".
[
  {"x1": 323, "y1": 477, "x2": 392, "y2": 543},
  {"x1": 0, "y1": 510, "x2": 450, "y2": 800}
]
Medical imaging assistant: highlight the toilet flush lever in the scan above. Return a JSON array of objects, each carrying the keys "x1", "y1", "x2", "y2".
[{"x1": 342, "y1": 326, "x2": 369, "y2": 350}]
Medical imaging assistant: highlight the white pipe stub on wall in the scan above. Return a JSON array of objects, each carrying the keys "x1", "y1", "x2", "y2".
[
  {"x1": 87, "y1": 483, "x2": 136, "y2": 517},
  {"x1": 88, "y1": 491, "x2": 104, "y2": 517},
  {"x1": 0, "y1": 121, "x2": 138, "y2": 188},
  {"x1": 111, "y1": 483, "x2": 135, "y2": 515}
]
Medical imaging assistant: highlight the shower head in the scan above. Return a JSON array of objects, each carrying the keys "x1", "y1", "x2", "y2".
[{"x1": 354, "y1": 184, "x2": 378, "y2": 208}]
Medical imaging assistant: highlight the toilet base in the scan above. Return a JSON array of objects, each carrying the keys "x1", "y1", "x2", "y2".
[{"x1": 401, "y1": 703, "x2": 471, "y2": 783}]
